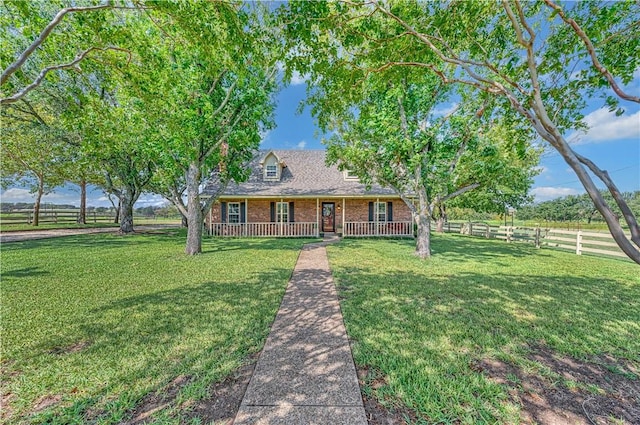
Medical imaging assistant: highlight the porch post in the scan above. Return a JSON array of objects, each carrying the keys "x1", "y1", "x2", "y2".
[
  {"x1": 280, "y1": 197, "x2": 284, "y2": 236},
  {"x1": 342, "y1": 197, "x2": 345, "y2": 236},
  {"x1": 244, "y1": 198, "x2": 248, "y2": 237},
  {"x1": 376, "y1": 197, "x2": 379, "y2": 236},
  {"x1": 316, "y1": 198, "x2": 320, "y2": 237},
  {"x1": 209, "y1": 203, "x2": 213, "y2": 236}
]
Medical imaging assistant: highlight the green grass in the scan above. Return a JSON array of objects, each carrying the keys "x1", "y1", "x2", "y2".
[
  {"x1": 327, "y1": 235, "x2": 640, "y2": 424},
  {"x1": 1, "y1": 232, "x2": 311, "y2": 424}
]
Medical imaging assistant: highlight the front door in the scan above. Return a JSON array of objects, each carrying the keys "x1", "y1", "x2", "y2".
[{"x1": 322, "y1": 202, "x2": 335, "y2": 232}]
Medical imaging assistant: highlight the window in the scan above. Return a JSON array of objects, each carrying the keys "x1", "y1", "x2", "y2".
[
  {"x1": 343, "y1": 170, "x2": 359, "y2": 181},
  {"x1": 376, "y1": 202, "x2": 387, "y2": 222},
  {"x1": 276, "y1": 202, "x2": 288, "y2": 223},
  {"x1": 228, "y1": 202, "x2": 241, "y2": 223},
  {"x1": 266, "y1": 165, "x2": 277, "y2": 178}
]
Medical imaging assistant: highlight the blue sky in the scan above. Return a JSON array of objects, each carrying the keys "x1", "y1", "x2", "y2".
[{"x1": 2, "y1": 71, "x2": 638, "y2": 207}]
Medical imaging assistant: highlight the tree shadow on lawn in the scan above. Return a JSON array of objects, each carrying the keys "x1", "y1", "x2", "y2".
[
  {"x1": 6, "y1": 268, "x2": 292, "y2": 424},
  {"x1": 334, "y1": 267, "x2": 640, "y2": 423},
  {"x1": 1, "y1": 266, "x2": 49, "y2": 278},
  {"x1": 341, "y1": 234, "x2": 546, "y2": 265}
]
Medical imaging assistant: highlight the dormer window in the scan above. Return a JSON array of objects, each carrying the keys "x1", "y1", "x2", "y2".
[
  {"x1": 261, "y1": 151, "x2": 283, "y2": 181},
  {"x1": 266, "y1": 165, "x2": 277, "y2": 178},
  {"x1": 343, "y1": 169, "x2": 359, "y2": 181}
]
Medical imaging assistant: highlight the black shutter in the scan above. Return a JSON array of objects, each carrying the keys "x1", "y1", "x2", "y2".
[
  {"x1": 289, "y1": 201, "x2": 295, "y2": 222},
  {"x1": 387, "y1": 201, "x2": 393, "y2": 222},
  {"x1": 270, "y1": 202, "x2": 275, "y2": 222},
  {"x1": 221, "y1": 202, "x2": 227, "y2": 223},
  {"x1": 368, "y1": 202, "x2": 374, "y2": 221},
  {"x1": 240, "y1": 202, "x2": 246, "y2": 223}
]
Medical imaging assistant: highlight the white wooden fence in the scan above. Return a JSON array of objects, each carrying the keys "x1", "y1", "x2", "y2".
[{"x1": 435, "y1": 222, "x2": 631, "y2": 260}]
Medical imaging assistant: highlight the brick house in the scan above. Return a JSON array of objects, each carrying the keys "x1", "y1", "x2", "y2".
[{"x1": 203, "y1": 150, "x2": 414, "y2": 237}]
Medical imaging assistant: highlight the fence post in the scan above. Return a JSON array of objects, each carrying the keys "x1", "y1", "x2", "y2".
[
  {"x1": 576, "y1": 231, "x2": 582, "y2": 255},
  {"x1": 535, "y1": 227, "x2": 541, "y2": 248},
  {"x1": 469, "y1": 222, "x2": 473, "y2": 236},
  {"x1": 507, "y1": 226, "x2": 512, "y2": 243},
  {"x1": 485, "y1": 224, "x2": 490, "y2": 239}
]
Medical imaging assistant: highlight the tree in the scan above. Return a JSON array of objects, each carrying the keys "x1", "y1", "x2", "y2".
[
  {"x1": 1, "y1": 121, "x2": 68, "y2": 225},
  {"x1": 323, "y1": 75, "x2": 537, "y2": 258},
  {"x1": 282, "y1": 0, "x2": 640, "y2": 264},
  {"x1": 127, "y1": 1, "x2": 279, "y2": 254}
]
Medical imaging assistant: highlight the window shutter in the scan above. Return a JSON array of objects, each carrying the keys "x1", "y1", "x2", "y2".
[
  {"x1": 368, "y1": 202, "x2": 374, "y2": 221},
  {"x1": 270, "y1": 202, "x2": 275, "y2": 222},
  {"x1": 289, "y1": 201, "x2": 295, "y2": 222},
  {"x1": 221, "y1": 202, "x2": 227, "y2": 223},
  {"x1": 387, "y1": 201, "x2": 393, "y2": 222},
  {"x1": 240, "y1": 202, "x2": 246, "y2": 223}
]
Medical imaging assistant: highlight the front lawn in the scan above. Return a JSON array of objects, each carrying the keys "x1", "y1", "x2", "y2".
[
  {"x1": 2, "y1": 232, "x2": 310, "y2": 424},
  {"x1": 327, "y1": 235, "x2": 640, "y2": 424}
]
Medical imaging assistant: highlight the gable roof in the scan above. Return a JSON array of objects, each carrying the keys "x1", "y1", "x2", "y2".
[{"x1": 203, "y1": 150, "x2": 397, "y2": 198}]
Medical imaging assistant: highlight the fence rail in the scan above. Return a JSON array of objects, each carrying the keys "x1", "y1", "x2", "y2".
[
  {"x1": 0, "y1": 210, "x2": 117, "y2": 224},
  {"x1": 344, "y1": 221, "x2": 413, "y2": 237},
  {"x1": 0, "y1": 210, "x2": 174, "y2": 225},
  {"x1": 435, "y1": 221, "x2": 630, "y2": 260},
  {"x1": 210, "y1": 222, "x2": 318, "y2": 238}
]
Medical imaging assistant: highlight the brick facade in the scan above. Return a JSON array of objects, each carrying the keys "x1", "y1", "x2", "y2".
[{"x1": 207, "y1": 198, "x2": 413, "y2": 230}]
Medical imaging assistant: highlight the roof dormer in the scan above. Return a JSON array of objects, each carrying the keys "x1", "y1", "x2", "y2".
[{"x1": 260, "y1": 151, "x2": 284, "y2": 181}]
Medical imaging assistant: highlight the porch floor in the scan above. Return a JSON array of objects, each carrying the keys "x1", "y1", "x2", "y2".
[{"x1": 234, "y1": 239, "x2": 366, "y2": 424}]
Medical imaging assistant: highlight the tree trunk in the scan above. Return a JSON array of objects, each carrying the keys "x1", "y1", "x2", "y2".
[
  {"x1": 414, "y1": 188, "x2": 431, "y2": 258},
  {"x1": 543, "y1": 130, "x2": 640, "y2": 264},
  {"x1": 114, "y1": 201, "x2": 120, "y2": 223},
  {"x1": 181, "y1": 213, "x2": 188, "y2": 228},
  {"x1": 436, "y1": 216, "x2": 445, "y2": 233},
  {"x1": 77, "y1": 179, "x2": 87, "y2": 224},
  {"x1": 185, "y1": 162, "x2": 203, "y2": 255},
  {"x1": 119, "y1": 190, "x2": 135, "y2": 233},
  {"x1": 32, "y1": 176, "x2": 44, "y2": 226}
]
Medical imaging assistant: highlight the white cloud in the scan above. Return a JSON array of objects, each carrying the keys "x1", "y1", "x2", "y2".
[
  {"x1": 432, "y1": 103, "x2": 459, "y2": 118},
  {"x1": 571, "y1": 108, "x2": 640, "y2": 144},
  {"x1": 135, "y1": 194, "x2": 167, "y2": 207},
  {"x1": 296, "y1": 140, "x2": 307, "y2": 149},
  {"x1": 1, "y1": 187, "x2": 166, "y2": 208},
  {"x1": 290, "y1": 70, "x2": 307, "y2": 86},
  {"x1": 534, "y1": 165, "x2": 549, "y2": 175},
  {"x1": 531, "y1": 186, "x2": 580, "y2": 202},
  {"x1": 0, "y1": 188, "x2": 35, "y2": 202},
  {"x1": 259, "y1": 129, "x2": 271, "y2": 145}
]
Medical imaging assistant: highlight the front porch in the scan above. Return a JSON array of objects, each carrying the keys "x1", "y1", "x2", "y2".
[
  {"x1": 206, "y1": 197, "x2": 414, "y2": 238},
  {"x1": 209, "y1": 221, "x2": 414, "y2": 238}
]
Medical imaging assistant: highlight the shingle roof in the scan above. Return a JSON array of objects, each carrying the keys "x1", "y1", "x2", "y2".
[{"x1": 203, "y1": 150, "x2": 397, "y2": 197}]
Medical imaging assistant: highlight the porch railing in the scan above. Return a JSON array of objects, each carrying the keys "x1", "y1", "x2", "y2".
[
  {"x1": 210, "y1": 222, "x2": 318, "y2": 237},
  {"x1": 343, "y1": 221, "x2": 413, "y2": 237}
]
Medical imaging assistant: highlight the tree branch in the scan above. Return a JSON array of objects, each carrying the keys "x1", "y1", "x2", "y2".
[
  {"x1": 1, "y1": 1, "x2": 114, "y2": 85},
  {"x1": 574, "y1": 152, "x2": 640, "y2": 246},
  {"x1": 1, "y1": 46, "x2": 132, "y2": 105},
  {"x1": 543, "y1": 0, "x2": 640, "y2": 103},
  {"x1": 440, "y1": 183, "x2": 481, "y2": 203}
]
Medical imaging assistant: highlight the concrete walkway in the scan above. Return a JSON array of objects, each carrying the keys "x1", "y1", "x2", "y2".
[{"x1": 234, "y1": 238, "x2": 367, "y2": 425}]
